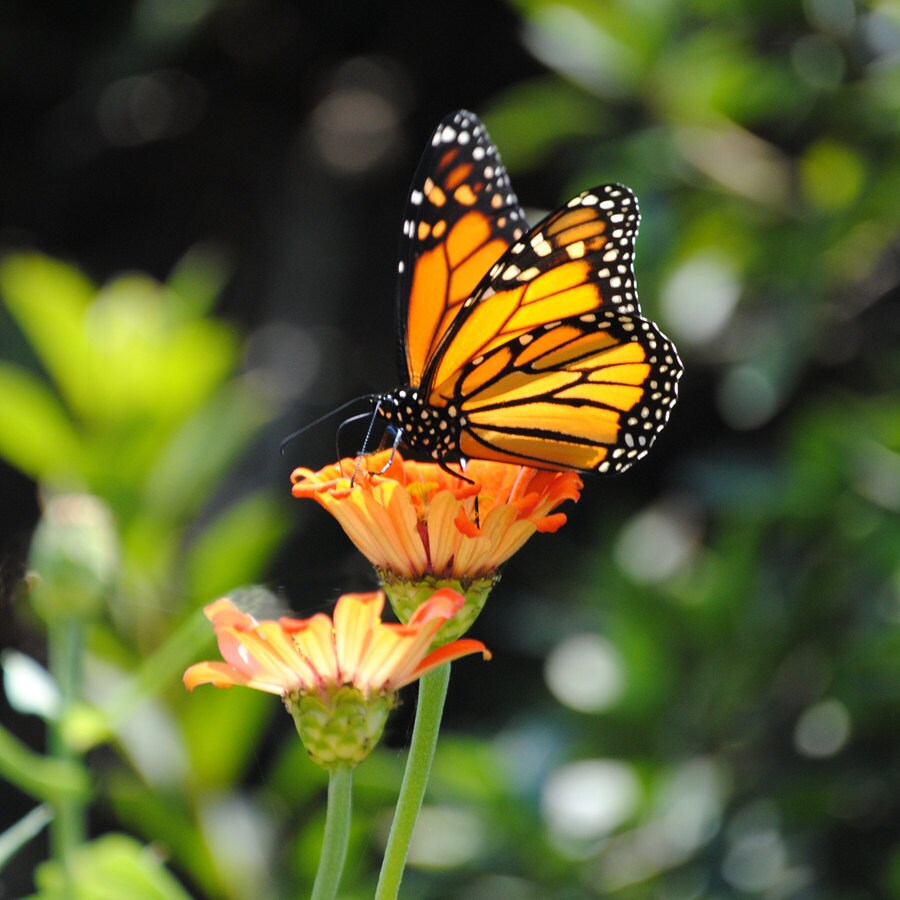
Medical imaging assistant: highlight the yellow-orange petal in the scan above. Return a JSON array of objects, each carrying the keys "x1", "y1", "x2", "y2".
[
  {"x1": 333, "y1": 591, "x2": 384, "y2": 681},
  {"x1": 279, "y1": 612, "x2": 339, "y2": 684},
  {"x1": 204, "y1": 599, "x2": 319, "y2": 693}
]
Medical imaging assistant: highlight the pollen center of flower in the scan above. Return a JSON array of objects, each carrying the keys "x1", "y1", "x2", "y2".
[{"x1": 406, "y1": 480, "x2": 442, "y2": 519}]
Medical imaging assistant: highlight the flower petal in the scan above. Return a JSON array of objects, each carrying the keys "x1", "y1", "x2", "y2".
[
  {"x1": 333, "y1": 591, "x2": 384, "y2": 682},
  {"x1": 397, "y1": 638, "x2": 492, "y2": 688},
  {"x1": 183, "y1": 660, "x2": 287, "y2": 695},
  {"x1": 280, "y1": 612, "x2": 339, "y2": 684},
  {"x1": 205, "y1": 599, "x2": 318, "y2": 693}
]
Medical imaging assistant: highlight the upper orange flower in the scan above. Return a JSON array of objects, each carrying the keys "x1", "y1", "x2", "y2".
[
  {"x1": 184, "y1": 588, "x2": 488, "y2": 698},
  {"x1": 290, "y1": 450, "x2": 582, "y2": 583}
]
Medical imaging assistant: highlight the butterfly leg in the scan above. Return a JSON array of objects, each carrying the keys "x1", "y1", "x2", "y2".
[
  {"x1": 371, "y1": 426, "x2": 405, "y2": 476},
  {"x1": 438, "y1": 457, "x2": 480, "y2": 527}
]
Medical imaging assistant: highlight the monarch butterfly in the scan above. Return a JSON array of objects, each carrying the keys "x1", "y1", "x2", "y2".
[{"x1": 374, "y1": 110, "x2": 682, "y2": 475}]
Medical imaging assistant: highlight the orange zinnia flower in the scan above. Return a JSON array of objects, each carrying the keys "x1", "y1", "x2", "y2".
[
  {"x1": 291, "y1": 451, "x2": 581, "y2": 581},
  {"x1": 184, "y1": 589, "x2": 489, "y2": 767},
  {"x1": 290, "y1": 451, "x2": 582, "y2": 637}
]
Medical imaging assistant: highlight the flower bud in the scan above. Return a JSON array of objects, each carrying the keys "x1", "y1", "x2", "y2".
[{"x1": 28, "y1": 494, "x2": 118, "y2": 621}]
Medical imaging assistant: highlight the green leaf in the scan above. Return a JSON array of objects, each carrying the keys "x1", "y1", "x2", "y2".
[
  {"x1": 0, "y1": 253, "x2": 95, "y2": 416},
  {"x1": 486, "y1": 78, "x2": 605, "y2": 171},
  {"x1": 80, "y1": 275, "x2": 238, "y2": 425},
  {"x1": 181, "y1": 685, "x2": 274, "y2": 789},
  {"x1": 166, "y1": 243, "x2": 232, "y2": 319},
  {"x1": 32, "y1": 833, "x2": 192, "y2": 899},
  {"x1": 0, "y1": 363, "x2": 81, "y2": 481},
  {"x1": 185, "y1": 491, "x2": 290, "y2": 601},
  {"x1": 142, "y1": 379, "x2": 276, "y2": 522}
]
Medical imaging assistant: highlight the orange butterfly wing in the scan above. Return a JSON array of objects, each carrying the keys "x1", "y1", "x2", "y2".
[
  {"x1": 421, "y1": 185, "x2": 681, "y2": 473},
  {"x1": 421, "y1": 186, "x2": 641, "y2": 397},
  {"x1": 453, "y1": 309, "x2": 681, "y2": 473},
  {"x1": 396, "y1": 110, "x2": 527, "y2": 387}
]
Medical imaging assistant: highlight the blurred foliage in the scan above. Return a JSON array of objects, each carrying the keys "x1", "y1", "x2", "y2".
[
  {"x1": 1, "y1": 0, "x2": 899, "y2": 897},
  {"x1": 0, "y1": 253, "x2": 290, "y2": 896}
]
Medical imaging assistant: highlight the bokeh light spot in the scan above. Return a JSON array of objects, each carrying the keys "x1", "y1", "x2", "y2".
[
  {"x1": 793, "y1": 698, "x2": 851, "y2": 758},
  {"x1": 542, "y1": 759, "x2": 640, "y2": 847},
  {"x1": 615, "y1": 500, "x2": 699, "y2": 584},
  {"x1": 408, "y1": 806, "x2": 487, "y2": 869},
  {"x1": 97, "y1": 71, "x2": 205, "y2": 147},
  {"x1": 661, "y1": 253, "x2": 741, "y2": 347},
  {"x1": 723, "y1": 802, "x2": 787, "y2": 892},
  {"x1": 717, "y1": 364, "x2": 779, "y2": 430},
  {"x1": 801, "y1": 139, "x2": 865, "y2": 212},
  {"x1": 544, "y1": 633, "x2": 625, "y2": 712},
  {"x1": 791, "y1": 34, "x2": 845, "y2": 89}
]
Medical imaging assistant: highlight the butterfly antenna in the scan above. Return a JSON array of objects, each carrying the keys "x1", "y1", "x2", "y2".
[
  {"x1": 280, "y1": 394, "x2": 379, "y2": 455},
  {"x1": 335, "y1": 409, "x2": 378, "y2": 462}
]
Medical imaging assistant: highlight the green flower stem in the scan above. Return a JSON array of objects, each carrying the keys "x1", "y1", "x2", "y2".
[
  {"x1": 47, "y1": 617, "x2": 87, "y2": 891},
  {"x1": 311, "y1": 766, "x2": 354, "y2": 900},
  {"x1": 375, "y1": 663, "x2": 451, "y2": 900}
]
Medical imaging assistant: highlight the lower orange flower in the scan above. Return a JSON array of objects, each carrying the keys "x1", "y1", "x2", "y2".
[{"x1": 184, "y1": 589, "x2": 489, "y2": 767}]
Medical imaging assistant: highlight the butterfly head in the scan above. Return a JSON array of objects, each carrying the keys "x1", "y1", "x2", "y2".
[{"x1": 377, "y1": 389, "x2": 464, "y2": 463}]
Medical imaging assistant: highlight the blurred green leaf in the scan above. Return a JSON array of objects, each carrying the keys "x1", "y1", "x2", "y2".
[
  {"x1": 142, "y1": 379, "x2": 274, "y2": 523},
  {"x1": 0, "y1": 363, "x2": 81, "y2": 481},
  {"x1": 184, "y1": 492, "x2": 289, "y2": 603},
  {"x1": 181, "y1": 684, "x2": 274, "y2": 790},
  {"x1": 80, "y1": 274, "x2": 238, "y2": 425},
  {"x1": 104, "y1": 775, "x2": 220, "y2": 897},
  {"x1": 32, "y1": 832, "x2": 191, "y2": 899},
  {"x1": 486, "y1": 78, "x2": 606, "y2": 172},
  {"x1": 165, "y1": 244, "x2": 232, "y2": 320},
  {"x1": 0, "y1": 253, "x2": 95, "y2": 416}
]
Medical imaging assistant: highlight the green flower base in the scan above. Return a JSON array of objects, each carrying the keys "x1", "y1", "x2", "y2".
[
  {"x1": 290, "y1": 686, "x2": 393, "y2": 770},
  {"x1": 380, "y1": 574, "x2": 497, "y2": 644}
]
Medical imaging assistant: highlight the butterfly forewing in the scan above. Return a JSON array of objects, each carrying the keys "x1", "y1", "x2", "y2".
[
  {"x1": 396, "y1": 110, "x2": 527, "y2": 387},
  {"x1": 422, "y1": 185, "x2": 642, "y2": 399}
]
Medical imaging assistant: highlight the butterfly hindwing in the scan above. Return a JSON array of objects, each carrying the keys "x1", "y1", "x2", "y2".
[
  {"x1": 397, "y1": 110, "x2": 527, "y2": 388},
  {"x1": 452, "y1": 308, "x2": 681, "y2": 473}
]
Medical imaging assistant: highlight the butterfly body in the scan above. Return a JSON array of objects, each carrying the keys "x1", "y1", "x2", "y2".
[
  {"x1": 378, "y1": 388, "x2": 465, "y2": 463},
  {"x1": 377, "y1": 110, "x2": 682, "y2": 475}
]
